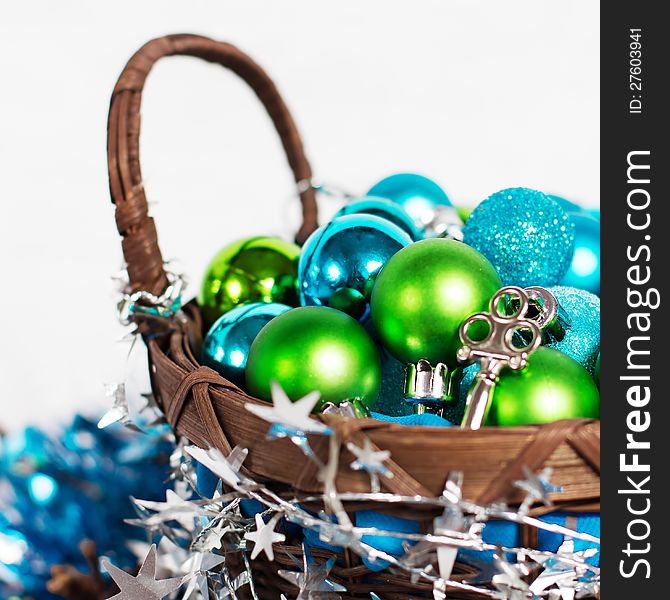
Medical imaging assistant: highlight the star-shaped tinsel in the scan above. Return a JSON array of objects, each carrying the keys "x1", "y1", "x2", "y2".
[
  {"x1": 102, "y1": 544, "x2": 184, "y2": 600},
  {"x1": 277, "y1": 544, "x2": 347, "y2": 599},
  {"x1": 513, "y1": 465, "x2": 564, "y2": 515},
  {"x1": 529, "y1": 538, "x2": 599, "y2": 599},
  {"x1": 97, "y1": 383, "x2": 144, "y2": 432},
  {"x1": 244, "y1": 513, "x2": 286, "y2": 561},
  {"x1": 491, "y1": 547, "x2": 531, "y2": 600},
  {"x1": 133, "y1": 489, "x2": 210, "y2": 532},
  {"x1": 346, "y1": 438, "x2": 393, "y2": 493},
  {"x1": 181, "y1": 550, "x2": 226, "y2": 600},
  {"x1": 245, "y1": 381, "x2": 330, "y2": 439},
  {"x1": 191, "y1": 517, "x2": 230, "y2": 553},
  {"x1": 433, "y1": 472, "x2": 465, "y2": 581},
  {"x1": 184, "y1": 445, "x2": 247, "y2": 490}
]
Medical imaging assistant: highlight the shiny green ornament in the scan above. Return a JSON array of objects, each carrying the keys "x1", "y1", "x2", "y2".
[
  {"x1": 246, "y1": 306, "x2": 381, "y2": 411},
  {"x1": 486, "y1": 346, "x2": 600, "y2": 426},
  {"x1": 199, "y1": 236, "x2": 300, "y2": 325},
  {"x1": 595, "y1": 352, "x2": 600, "y2": 387},
  {"x1": 370, "y1": 238, "x2": 502, "y2": 367}
]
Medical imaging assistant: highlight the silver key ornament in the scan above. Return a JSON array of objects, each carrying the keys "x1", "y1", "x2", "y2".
[{"x1": 457, "y1": 286, "x2": 547, "y2": 429}]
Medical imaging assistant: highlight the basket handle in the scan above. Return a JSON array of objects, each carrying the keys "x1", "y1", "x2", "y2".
[{"x1": 107, "y1": 34, "x2": 318, "y2": 295}]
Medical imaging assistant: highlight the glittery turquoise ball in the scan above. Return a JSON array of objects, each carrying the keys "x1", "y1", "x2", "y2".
[
  {"x1": 463, "y1": 188, "x2": 576, "y2": 287},
  {"x1": 442, "y1": 363, "x2": 479, "y2": 425},
  {"x1": 547, "y1": 286, "x2": 600, "y2": 375},
  {"x1": 373, "y1": 351, "x2": 412, "y2": 417}
]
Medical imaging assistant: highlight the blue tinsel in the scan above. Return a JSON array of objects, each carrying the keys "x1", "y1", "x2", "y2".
[{"x1": 0, "y1": 416, "x2": 172, "y2": 599}]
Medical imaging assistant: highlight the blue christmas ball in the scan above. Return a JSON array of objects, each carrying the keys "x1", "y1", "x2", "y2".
[
  {"x1": 335, "y1": 196, "x2": 419, "y2": 240},
  {"x1": 298, "y1": 213, "x2": 412, "y2": 319},
  {"x1": 550, "y1": 195, "x2": 601, "y2": 221},
  {"x1": 201, "y1": 302, "x2": 290, "y2": 385},
  {"x1": 367, "y1": 173, "x2": 451, "y2": 235},
  {"x1": 547, "y1": 286, "x2": 600, "y2": 375},
  {"x1": 463, "y1": 188, "x2": 575, "y2": 287},
  {"x1": 560, "y1": 213, "x2": 600, "y2": 295},
  {"x1": 548, "y1": 194, "x2": 582, "y2": 215}
]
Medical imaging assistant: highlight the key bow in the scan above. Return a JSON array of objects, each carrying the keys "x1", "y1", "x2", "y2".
[{"x1": 457, "y1": 286, "x2": 543, "y2": 429}]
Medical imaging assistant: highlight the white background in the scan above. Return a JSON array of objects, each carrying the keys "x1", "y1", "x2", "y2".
[{"x1": 0, "y1": 1, "x2": 599, "y2": 431}]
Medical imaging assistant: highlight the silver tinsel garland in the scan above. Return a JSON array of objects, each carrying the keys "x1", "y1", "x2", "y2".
[{"x1": 99, "y1": 381, "x2": 600, "y2": 600}]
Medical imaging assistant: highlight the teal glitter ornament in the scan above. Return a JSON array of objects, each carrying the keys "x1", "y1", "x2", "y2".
[
  {"x1": 298, "y1": 214, "x2": 412, "y2": 319},
  {"x1": 560, "y1": 213, "x2": 600, "y2": 295},
  {"x1": 367, "y1": 173, "x2": 456, "y2": 237},
  {"x1": 373, "y1": 350, "x2": 413, "y2": 417},
  {"x1": 463, "y1": 188, "x2": 575, "y2": 287},
  {"x1": 335, "y1": 196, "x2": 420, "y2": 240},
  {"x1": 547, "y1": 286, "x2": 600, "y2": 375},
  {"x1": 442, "y1": 362, "x2": 479, "y2": 424},
  {"x1": 360, "y1": 314, "x2": 411, "y2": 417},
  {"x1": 201, "y1": 302, "x2": 291, "y2": 386}
]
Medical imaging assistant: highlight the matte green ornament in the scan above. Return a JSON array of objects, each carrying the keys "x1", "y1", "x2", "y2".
[
  {"x1": 486, "y1": 346, "x2": 600, "y2": 426},
  {"x1": 370, "y1": 238, "x2": 502, "y2": 367},
  {"x1": 246, "y1": 306, "x2": 381, "y2": 411},
  {"x1": 199, "y1": 236, "x2": 300, "y2": 325}
]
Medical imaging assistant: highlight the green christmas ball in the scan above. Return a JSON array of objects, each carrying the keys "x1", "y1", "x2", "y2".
[
  {"x1": 487, "y1": 347, "x2": 600, "y2": 426},
  {"x1": 594, "y1": 352, "x2": 600, "y2": 387},
  {"x1": 199, "y1": 236, "x2": 300, "y2": 325},
  {"x1": 246, "y1": 306, "x2": 381, "y2": 411},
  {"x1": 370, "y1": 238, "x2": 502, "y2": 367}
]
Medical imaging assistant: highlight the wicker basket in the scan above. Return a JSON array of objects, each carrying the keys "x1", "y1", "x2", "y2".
[{"x1": 107, "y1": 34, "x2": 600, "y2": 598}]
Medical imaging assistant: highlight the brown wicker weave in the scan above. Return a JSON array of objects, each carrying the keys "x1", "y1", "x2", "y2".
[{"x1": 106, "y1": 34, "x2": 600, "y2": 598}]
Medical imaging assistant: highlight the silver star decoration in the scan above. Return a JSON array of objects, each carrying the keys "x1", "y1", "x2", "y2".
[
  {"x1": 102, "y1": 544, "x2": 184, "y2": 600},
  {"x1": 184, "y1": 445, "x2": 247, "y2": 490},
  {"x1": 126, "y1": 539, "x2": 189, "y2": 580},
  {"x1": 530, "y1": 538, "x2": 599, "y2": 599},
  {"x1": 191, "y1": 518, "x2": 230, "y2": 553},
  {"x1": 181, "y1": 550, "x2": 226, "y2": 600},
  {"x1": 513, "y1": 466, "x2": 563, "y2": 515},
  {"x1": 433, "y1": 472, "x2": 465, "y2": 581},
  {"x1": 491, "y1": 548, "x2": 531, "y2": 600},
  {"x1": 117, "y1": 267, "x2": 186, "y2": 325},
  {"x1": 133, "y1": 489, "x2": 210, "y2": 532},
  {"x1": 166, "y1": 440, "x2": 196, "y2": 499},
  {"x1": 346, "y1": 439, "x2": 393, "y2": 493},
  {"x1": 244, "y1": 513, "x2": 286, "y2": 561},
  {"x1": 98, "y1": 383, "x2": 144, "y2": 432},
  {"x1": 245, "y1": 381, "x2": 330, "y2": 437},
  {"x1": 277, "y1": 544, "x2": 347, "y2": 599}
]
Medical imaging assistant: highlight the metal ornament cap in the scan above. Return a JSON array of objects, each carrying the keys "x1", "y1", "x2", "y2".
[
  {"x1": 404, "y1": 359, "x2": 451, "y2": 402},
  {"x1": 520, "y1": 286, "x2": 571, "y2": 343}
]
